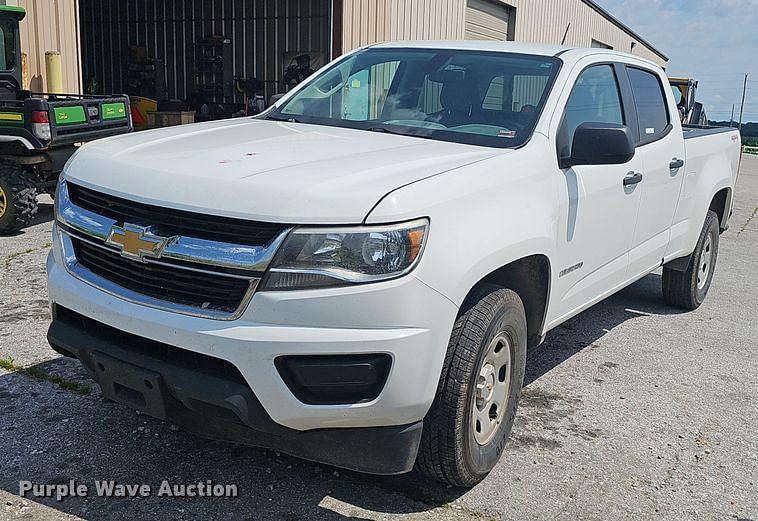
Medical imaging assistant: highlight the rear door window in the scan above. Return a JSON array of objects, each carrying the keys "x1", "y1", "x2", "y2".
[{"x1": 627, "y1": 67, "x2": 670, "y2": 144}]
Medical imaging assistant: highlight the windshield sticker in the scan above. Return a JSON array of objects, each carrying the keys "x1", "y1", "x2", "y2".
[
  {"x1": 645, "y1": 127, "x2": 655, "y2": 134},
  {"x1": 498, "y1": 130, "x2": 517, "y2": 138},
  {"x1": 351, "y1": 79, "x2": 361, "y2": 88}
]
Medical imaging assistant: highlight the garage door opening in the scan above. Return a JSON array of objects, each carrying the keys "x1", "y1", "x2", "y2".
[
  {"x1": 465, "y1": 0, "x2": 515, "y2": 41},
  {"x1": 79, "y1": 0, "x2": 332, "y2": 121}
]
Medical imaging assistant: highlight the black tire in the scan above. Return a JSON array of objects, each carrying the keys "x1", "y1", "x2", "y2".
[
  {"x1": 662, "y1": 210, "x2": 720, "y2": 310},
  {"x1": 0, "y1": 162, "x2": 38, "y2": 235},
  {"x1": 416, "y1": 285, "x2": 527, "y2": 487}
]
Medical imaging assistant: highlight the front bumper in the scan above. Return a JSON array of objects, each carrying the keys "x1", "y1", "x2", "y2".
[
  {"x1": 47, "y1": 234, "x2": 457, "y2": 459},
  {"x1": 48, "y1": 306, "x2": 422, "y2": 474}
]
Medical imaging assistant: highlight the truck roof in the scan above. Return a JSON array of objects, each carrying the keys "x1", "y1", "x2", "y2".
[
  {"x1": 371, "y1": 40, "x2": 570, "y2": 56},
  {"x1": 370, "y1": 40, "x2": 662, "y2": 70}
]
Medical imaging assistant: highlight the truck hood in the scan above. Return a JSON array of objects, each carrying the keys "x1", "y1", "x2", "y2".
[{"x1": 64, "y1": 118, "x2": 501, "y2": 224}]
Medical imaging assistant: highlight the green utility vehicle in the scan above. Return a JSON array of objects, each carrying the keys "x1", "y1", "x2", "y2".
[{"x1": 0, "y1": 5, "x2": 132, "y2": 234}]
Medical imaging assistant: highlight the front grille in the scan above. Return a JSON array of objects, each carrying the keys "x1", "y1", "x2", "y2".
[
  {"x1": 72, "y1": 237, "x2": 252, "y2": 314},
  {"x1": 68, "y1": 182, "x2": 288, "y2": 247}
]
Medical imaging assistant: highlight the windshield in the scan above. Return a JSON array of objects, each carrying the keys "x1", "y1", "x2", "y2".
[
  {"x1": 0, "y1": 21, "x2": 17, "y2": 72},
  {"x1": 269, "y1": 48, "x2": 561, "y2": 148}
]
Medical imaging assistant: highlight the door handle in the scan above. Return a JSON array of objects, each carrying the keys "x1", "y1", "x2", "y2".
[
  {"x1": 623, "y1": 172, "x2": 643, "y2": 186},
  {"x1": 669, "y1": 158, "x2": 684, "y2": 169}
]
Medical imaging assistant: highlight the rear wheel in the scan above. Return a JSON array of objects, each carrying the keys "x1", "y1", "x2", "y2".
[
  {"x1": 0, "y1": 162, "x2": 38, "y2": 235},
  {"x1": 416, "y1": 285, "x2": 527, "y2": 487},
  {"x1": 662, "y1": 210, "x2": 720, "y2": 310}
]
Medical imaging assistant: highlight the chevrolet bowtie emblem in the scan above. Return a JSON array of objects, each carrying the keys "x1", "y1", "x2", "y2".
[{"x1": 105, "y1": 223, "x2": 171, "y2": 262}]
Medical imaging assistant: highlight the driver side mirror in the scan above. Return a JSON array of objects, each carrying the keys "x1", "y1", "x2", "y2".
[{"x1": 561, "y1": 122, "x2": 635, "y2": 168}]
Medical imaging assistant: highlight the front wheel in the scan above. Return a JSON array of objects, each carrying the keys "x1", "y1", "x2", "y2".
[
  {"x1": 662, "y1": 210, "x2": 720, "y2": 310},
  {"x1": 416, "y1": 285, "x2": 527, "y2": 487}
]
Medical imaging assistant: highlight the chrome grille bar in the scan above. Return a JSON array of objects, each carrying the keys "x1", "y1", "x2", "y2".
[
  {"x1": 57, "y1": 181, "x2": 292, "y2": 273},
  {"x1": 55, "y1": 180, "x2": 291, "y2": 320}
]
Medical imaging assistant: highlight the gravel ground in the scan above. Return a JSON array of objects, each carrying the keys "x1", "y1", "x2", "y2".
[{"x1": 1, "y1": 157, "x2": 757, "y2": 521}]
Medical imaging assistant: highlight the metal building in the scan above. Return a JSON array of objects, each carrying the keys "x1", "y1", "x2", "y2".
[
  {"x1": 338, "y1": 0, "x2": 667, "y2": 66},
  {"x1": 11, "y1": 0, "x2": 82, "y2": 94},
  {"x1": 4, "y1": 0, "x2": 667, "y2": 102}
]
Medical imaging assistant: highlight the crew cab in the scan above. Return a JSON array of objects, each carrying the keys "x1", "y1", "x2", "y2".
[{"x1": 46, "y1": 42, "x2": 740, "y2": 487}]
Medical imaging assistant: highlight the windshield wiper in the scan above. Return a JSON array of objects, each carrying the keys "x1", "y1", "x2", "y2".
[
  {"x1": 366, "y1": 126, "x2": 400, "y2": 134},
  {"x1": 267, "y1": 114, "x2": 300, "y2": 123}
]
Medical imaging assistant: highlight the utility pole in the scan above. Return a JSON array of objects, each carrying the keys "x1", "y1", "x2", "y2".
[
  {"x1": 729, "y1": 104, "x2": 735, "y2": 127},
  {"x1": 738, "y1": 73, "x2": 748, "y2": 132}
]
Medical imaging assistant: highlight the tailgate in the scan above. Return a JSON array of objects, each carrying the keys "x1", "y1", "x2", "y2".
[{"x1": 48, "y1": 95, "x2": 133, "y2": 145}]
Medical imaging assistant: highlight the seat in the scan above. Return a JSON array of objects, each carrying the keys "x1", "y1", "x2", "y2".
[{"x1": 435, "y1": 77, "x2": 481, "y2": 127}]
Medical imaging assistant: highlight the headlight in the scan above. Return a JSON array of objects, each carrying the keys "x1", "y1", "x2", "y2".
[
  {"x1": 53, "y1": 177, "x2": 66, "y2": 221},
  {"x1": 260, "y1": 218, "x2": 428, "y2": 290}
]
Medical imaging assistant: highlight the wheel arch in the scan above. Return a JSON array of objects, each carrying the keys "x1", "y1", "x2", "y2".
[
  {"x1": 709, "y1": 186, "x2": 732, "y2": 232},
  {"x1": 463, "y1": 254, "x2": 551, "y2": 348}
]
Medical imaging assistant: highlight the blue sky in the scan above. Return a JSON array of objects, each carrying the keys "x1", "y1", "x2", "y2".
[{"x1": 595, "y1": 0, "x2": 758, "y2": 123}]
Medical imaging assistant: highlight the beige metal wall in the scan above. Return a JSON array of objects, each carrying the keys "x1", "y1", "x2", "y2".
[
  {"x1": 340, "y1": 0, "x2": 667, "y2": 67},
  {"x1": 5, "y1": 0, "x2": 82, "y2": 93},
  {"x1": 341, "y1": 0, "x2": 466, "y2": 51},
  {"x1": 510, "y1": 0, "x2": 667, "y2": 66}
]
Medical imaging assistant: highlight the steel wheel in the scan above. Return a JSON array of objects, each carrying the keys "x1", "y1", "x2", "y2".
[
  {"x1": 662, "y1": 210, "x2": 720, "y2": 310},
  {"x1": 471, "y1": 332, "x2": 512, "y2": 445},
  {"x1": 417, "y1": 285, "x2": 527, "y2": 487},
  {"x1": 697, "y1": 233, "x2": 713, "y2": 290},
  {"x1": 0, "y1": 184, "x2": 6, "y2": 219}
]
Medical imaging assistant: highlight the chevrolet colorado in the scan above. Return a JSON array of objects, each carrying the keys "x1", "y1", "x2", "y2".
[{"x1": 47, "y1": 42, "x2": 740, "y2": 487}]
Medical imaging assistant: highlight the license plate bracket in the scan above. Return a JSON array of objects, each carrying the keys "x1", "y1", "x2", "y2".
[{"x1": 89, "y1": 351, "x2": 167, "y2": 420}]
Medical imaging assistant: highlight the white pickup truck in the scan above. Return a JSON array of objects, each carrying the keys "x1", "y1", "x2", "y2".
[{"x1": 47, "y1": 42, "x2": 740, "y2": 486}]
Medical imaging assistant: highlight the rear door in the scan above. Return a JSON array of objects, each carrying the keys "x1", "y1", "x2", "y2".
[
  {"x1": 550, "y1": 62, "x2": 645, "y2": 322},
  {"x1": 624, "y1": 66, "x2": 686, "y2": 277}
]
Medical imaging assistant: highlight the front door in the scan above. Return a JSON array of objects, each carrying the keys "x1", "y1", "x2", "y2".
[{"x1": 549, "y1": 63, "x2": 644, "y2": 325}]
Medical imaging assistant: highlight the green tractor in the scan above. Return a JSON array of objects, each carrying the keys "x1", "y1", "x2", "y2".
[{"x1": 0, "y1": 5, "x2": 132, "y2": 234}]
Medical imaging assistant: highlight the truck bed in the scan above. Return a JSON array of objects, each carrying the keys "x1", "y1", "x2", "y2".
[{"x1": 682, "y1": 125, "x2": 737, "y2": 140}]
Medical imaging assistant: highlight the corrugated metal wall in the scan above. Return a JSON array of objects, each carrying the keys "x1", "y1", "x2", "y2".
[
  {"x1": 341, "y1": 0, "x2": 466, "y2": 52},
  {"x1": 4, "y1": 0, "x2": 667, "y2": 101},
  {"x1": 79, "y1": 0, "x2": 331, "y2": 101},
  {"x1": 511, "y1": 0, "x2": 667, "y2": 66},
  {"x1": 340, "y1": 0, "x2": 667, "y2": 67},
  {"x1": 7, "y1": 0, "x2": 82, "y2": 93}
]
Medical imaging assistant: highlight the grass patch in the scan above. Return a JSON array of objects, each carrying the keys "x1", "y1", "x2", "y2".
[
  {"x1": 0, "y1": 356, "x2": 91, "y2": 395},
  {"x1": 3, "y1": 242, "x2": 52, "y2": 271},
  {"x1": 4, "y1": 248, "x2": 36, "y2": 270}
]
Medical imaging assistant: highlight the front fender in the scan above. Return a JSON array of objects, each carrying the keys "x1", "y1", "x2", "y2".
[{"x1": 366, "y1": 138, "x2": 560, "y2": 307}]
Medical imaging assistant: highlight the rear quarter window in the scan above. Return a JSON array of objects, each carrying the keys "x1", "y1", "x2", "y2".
[{"x1": 627, "y1": 67, "x2": 670, "y2": 144}]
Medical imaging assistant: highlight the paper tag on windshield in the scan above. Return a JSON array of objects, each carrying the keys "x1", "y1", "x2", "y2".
[
  {"x1": 351, "y1": 79, "x2": 361, "y2": 88},
  {"x1": 498, "y1": 130, "x2": 517, "y2": 138},
  {"x1": 645, "y1": 127, "x2": 655, "y2": 134}
]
